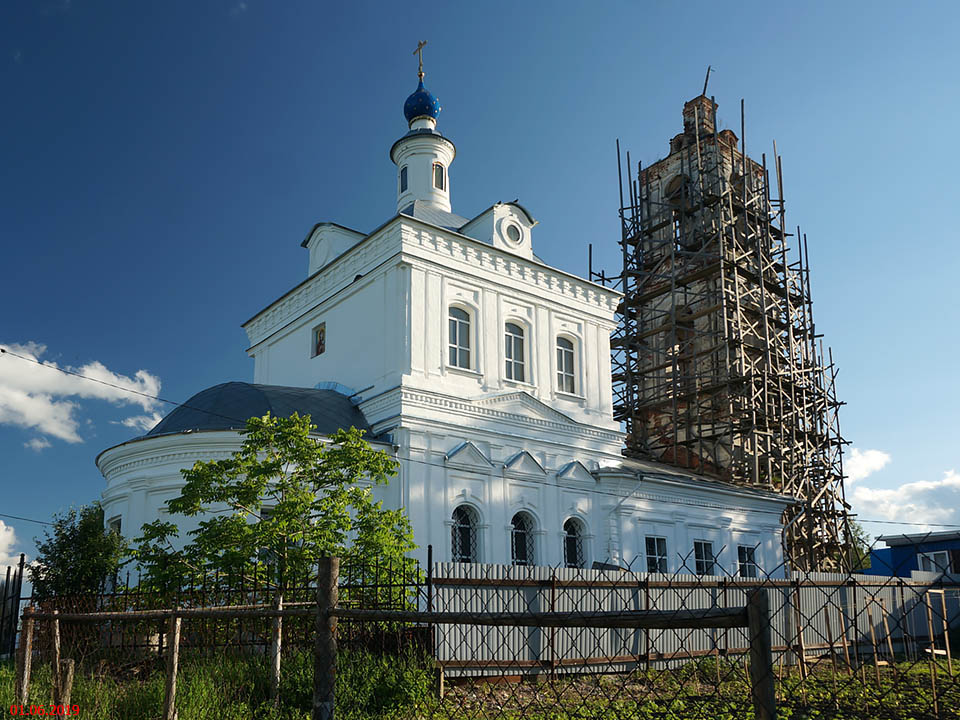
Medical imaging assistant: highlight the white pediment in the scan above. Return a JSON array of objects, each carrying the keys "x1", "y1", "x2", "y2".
[
  {"x1": 474, "y1": 392, "x2": 577, "y2": 425},
  {"x1": 557, "y1": 460, "x2": 596, "y2": 484},
  {"x1": 445, "y1": 441, "x2": 493, "y2": 470},
  {"x1": 504, "y1": 451, "x2": 547, "y2": 478}
]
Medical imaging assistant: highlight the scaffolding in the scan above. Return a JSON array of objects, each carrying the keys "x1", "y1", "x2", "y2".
[{"x1": 594, "y1": 95, "x2": 850, "y2": 571}]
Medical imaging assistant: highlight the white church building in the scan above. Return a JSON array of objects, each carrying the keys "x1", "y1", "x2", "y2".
[{"x1": 97, "y1": 62, "x2": 794, "y2": 576}]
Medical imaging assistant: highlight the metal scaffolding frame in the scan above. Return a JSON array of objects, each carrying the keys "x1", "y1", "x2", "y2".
[{"x1": 593, "y1": 95, "x2": 850, "y2": 571}]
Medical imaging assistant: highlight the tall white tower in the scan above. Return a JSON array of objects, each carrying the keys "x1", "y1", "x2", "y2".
[{"x1": 390, "y1": 44, "x2": 455, "y2": 214}]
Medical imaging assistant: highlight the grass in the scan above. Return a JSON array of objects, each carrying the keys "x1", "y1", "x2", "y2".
[
  {"x1": 1, "y1": 649, "x2": 433, "y2": 720},
  {"x1": 2, "y1": 654, "x2": 958, "y2": 719}
]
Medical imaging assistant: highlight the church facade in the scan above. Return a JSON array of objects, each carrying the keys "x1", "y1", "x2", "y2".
[{"x1": 97, "y1": 65, "x2": 794, "y2": 576}]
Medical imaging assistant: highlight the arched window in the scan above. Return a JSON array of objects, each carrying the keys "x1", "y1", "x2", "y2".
[
  {"x1": 448, "y1": 307, "x2": 471, "y2": 369},
  {"x1": 511, "y1": 512, "x2": 535, "y2": 566},
  {"x1": 451, "y1": 506, "x2": 479, "y2": 563},
  {"x1": 556, "y1": 337, "x2": 575, "y2": 393},
  {"x1": 504, "y1": 323, "x2": 525, "y2": 382},
  {"x1": 433, "y1": 163, "x2": 445, "y2": 190},
  {"x1": 399, "y1": 166, "x2": 408, "y2": 193},
  {"x1": 563, "y1": 518, "x2": 584, "y2": 568}
]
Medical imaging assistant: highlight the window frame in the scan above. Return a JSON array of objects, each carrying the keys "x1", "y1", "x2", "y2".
[
  {"x1": 737, "y1": 545, "x2": 758, "y2": 578},
  {"x1": 399, "y1": 165, "x2": 408, "y2": 193},
  {"x1": 504, "y1": 321, "x2": 526, "y2": 383},
  {"x1": 563, "y1": 518, "x2": 585, "y2": 569},
  {"x1": 645, "y1": 536, "x2": 668, "y2": 573},
  {"x1": 447, "y1": 306, "x2": 473, "y2": 370},
  {"x1": 919, "y1": 550, "x2": 951, "y2": 573},
  {"x1": 451, "y1": 505, "x2": 479, "y2": 563},
  {"x1": 433, "y1": 162, "x2": 445, "y2": 191},
  {"x1": 510, "y1": 512, "x2": 536, "y2": 566},
  {"x1": 693, "y1": 539, "x2": 715, "y2": 576},
  {"x1": 556, "y1": 335, "x2": 577, "y2": 394}
]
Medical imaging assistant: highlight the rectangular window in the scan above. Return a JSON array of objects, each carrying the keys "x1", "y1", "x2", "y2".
[
  {"x1": 312, "y1": 323, "x2": 326, "y2": 357},
  {"x1": 433, "y1": 163, "x2": 445, "y2": 190},
  {"x1": 645, "y1": 536, "x2": 668, "y2": 573},
  {"x1": 448, "y1": 308, "x2": 471, "y2": 369},
  {"x1": 504, "y1": 323, "x2": 525, "y2": 382},
  {"x1": 694, "y1": 540, "x2": 715, "y2": 576},
  {"x1": 919, "y1": 551, "x2": 951, "y2": 573},
  {"x1": 108, "y1": 516, "x2": 122, "y2": 535},
  {"x1": 400, "y1": 166, "x2": 408, "y2": 192},
  {"x1": 557, "y1": 338, "x2": 575, "y2": 393},
  {"x1": 738, "y1": 545, "x2": 758, "y2": 578}
]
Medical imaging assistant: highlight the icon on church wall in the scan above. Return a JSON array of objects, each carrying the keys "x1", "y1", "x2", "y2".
[{"x1": 312, "y1": 323, "x2": 326, "y2": 357}]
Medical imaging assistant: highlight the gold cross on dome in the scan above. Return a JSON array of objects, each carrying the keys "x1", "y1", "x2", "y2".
[{"x1": 413, "y1": 40, "x2": 427, "y2": 80}]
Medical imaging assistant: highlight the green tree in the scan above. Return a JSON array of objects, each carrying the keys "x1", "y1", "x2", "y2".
[
  {"x1": 30, "y1": 502, "x2": 127, "y2": 599},
  {"x1": 847, "y1": 519, "x2": 872, "y2": 571},
  {"x1": 132, "y1": 413, "x2": 417, "y2": 699},
  {"x1": 134, "y1": 413, "x2": 415, "y2": 590}
]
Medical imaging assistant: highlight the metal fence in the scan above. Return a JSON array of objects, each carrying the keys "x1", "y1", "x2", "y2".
[
  {"x1": 7, "y1": 545, "x2": 960, "y2": 719},
  {"x1": 0, "y1": 553, "x2": 26, "y2": 659},
  {"x1": 429, "y1": 563, "x2": 960, "y2": 679}
]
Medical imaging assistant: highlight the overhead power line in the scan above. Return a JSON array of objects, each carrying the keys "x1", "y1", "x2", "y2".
[
  {"x1": 3, "y1": 347, "x2": 957, "y2": 531},
  {"x1": 0, "y1": 346, "x2": 241, "y2": 426},
  {"x1": 0, "y1": 512, "x2": 52, "y2": 526}
]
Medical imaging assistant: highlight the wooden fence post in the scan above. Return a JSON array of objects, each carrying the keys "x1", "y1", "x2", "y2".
[
  {"x1": 15, "y1": 606, "x2": 34, "y2": 706},
  {"x1": 747, "y1": 589, "x2": 776, "y2": 720},
  {"x1": 57, "y1": 659, "x2": 74, "y2": 708},
  {"x1": 163, "y1": 613, "x2": 181, "y2": 720},
  {"x1": 924, "y1": 593, "x2": 939, "y2": 717},
  {"x1": 938, "y1": 590, "x2": 953, "y2": 676},
  {"x1": 51, "y1": 610, "x2": 61, "y2": 702},
  {"x1": 270, "y1": 592, "x2": 284, "y2": 703},
  {"x1": 314, "y1": 557, "x2": 340, "y2": 720}
]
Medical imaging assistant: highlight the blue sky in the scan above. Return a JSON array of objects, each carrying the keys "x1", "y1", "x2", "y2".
[{"x1": 2, "y1": 0, "x2": 958, "y2": 566}]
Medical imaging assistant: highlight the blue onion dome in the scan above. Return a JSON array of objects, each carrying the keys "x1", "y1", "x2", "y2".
[{"x1": 403, "y1": 79, "x2": 441, "y2": 124}]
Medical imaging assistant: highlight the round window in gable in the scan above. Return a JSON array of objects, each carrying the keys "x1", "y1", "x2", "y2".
[{"x1": 505, "y1": 223, "x2": 522, "y2": 245}]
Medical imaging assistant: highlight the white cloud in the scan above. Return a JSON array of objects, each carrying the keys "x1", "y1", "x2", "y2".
[
  {"x1": 846, "y1": 447, "x2": 891, "y2": 483},
  {"x1": 0, "y1": 521, "x2": 21, "y2": 567},
  {"x1": 24, "y1": 437, "x2": 51, "y2": 452},
  {"x1": 119, "y1": 412, "x2": 164, "y2": 432},
  {"x1": 0, "y1": 342, "x2": 162, "y2": 443},
  {"x1": 851, "y1": 469, "x2": 960, "y2": 531}
]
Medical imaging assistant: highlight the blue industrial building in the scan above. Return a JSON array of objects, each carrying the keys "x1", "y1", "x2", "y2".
[{"x1": 865, "y1": 530, "x2": 960, "y2": 577}]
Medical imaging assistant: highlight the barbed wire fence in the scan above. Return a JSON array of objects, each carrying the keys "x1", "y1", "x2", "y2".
[{"x1": 7, "y1": 540, "x2": 960, "y2": 719}]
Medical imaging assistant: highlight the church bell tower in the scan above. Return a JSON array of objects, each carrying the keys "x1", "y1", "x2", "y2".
[{"x1": 602, "y1": 93, "x2": 849, "y2": 571}]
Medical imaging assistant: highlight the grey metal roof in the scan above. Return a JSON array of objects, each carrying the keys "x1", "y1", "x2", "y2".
[
  {"x1": 389, "y1": 128, "x2": 456, "y2": 163},
  {"x1": 144, "y1": 382, "x2": 371, "y2": 438},
  {"x1": 878, "y1": 530, "x2": 960, "y2": 546},
  {"x1": 603, "y1": 456, "x2": 798, "y2": 504},
  {"x1": 300, "y1": 221, "x2": 365, "y2": 248},
  {"x1": 399, "y1": 200, "x2": 469, "y2": 232}
]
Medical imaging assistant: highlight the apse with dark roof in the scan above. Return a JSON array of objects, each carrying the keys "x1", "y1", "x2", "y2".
[{"x1": 144, "y1": 382, "x2": 370, "y2": 438}]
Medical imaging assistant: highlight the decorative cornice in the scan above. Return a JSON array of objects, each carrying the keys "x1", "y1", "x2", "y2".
[
  {"x1": 105, "y1": 448, "x2": 238, "y2": 478},
  {"x1": 611, "y1": 483, "x2": 786, "y2": 515},
  {"x1": 400, "y1": 224, "x2": 620, "y2": 317},
  {"x1": 244, "y1": 226, "x2": 401, "y2": 347},
  {"x1": 98, "y1": 432, "x2": 246, "y2": 478},
  {"x1": 245, "y1": 211, "x2": 620, "y2": 350},
  {"x1": 400, "y1": 388, "x2": 624, "y2": 443},
  {"x1": 475, "y1": 391, "x2": 576, "y2": 424}
]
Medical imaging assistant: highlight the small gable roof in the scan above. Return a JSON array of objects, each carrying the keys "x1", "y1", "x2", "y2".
[
  {"x1": 445, "y1": 440, "x2": 493, "y2": 468},
  {"x1": 504, "y1": 451, "x2": 547, "y2": 477}
]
